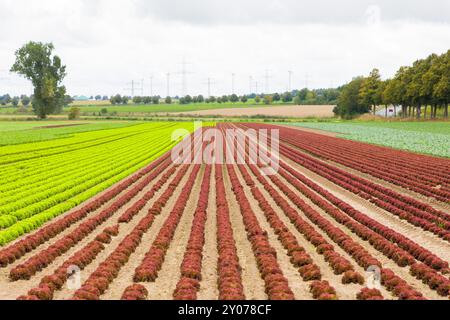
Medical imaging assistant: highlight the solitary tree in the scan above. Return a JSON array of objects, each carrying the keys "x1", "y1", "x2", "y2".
[
  {"x1": 240, "y1": 95, "x2": 248, "y2": 103},
  {"x1": 165, "y1": 96, "x2": 172, "y2": 104},
  {"x1": 10, "y1": 42, "x2": 67, "y2": 119},
  {"x1": 68, "y1": 106, "x2": 81, "y2": 120}
]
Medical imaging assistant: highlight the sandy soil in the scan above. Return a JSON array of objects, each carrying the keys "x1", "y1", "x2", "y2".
[
  {"x1": 282, "y1": 156, "x2": 448, "y2": 300},
  {"x1": 242, "y1": 166, "x2": 370, "y2": 300},
  {"x1": 171, "y1": 105, "x2": 335, "y2": 118},
  {"x1": 197, "y1": 166, "x2": 219, "y2": 300},
  {"x1": 72, "y1": 164, "x2": 193, "y2": 300},
  {"x1": 144, "y1": 166, "x2": 203, "y2": 300},
  {"x1": 223, "y1": 166, "x2": 267, "y2": 300},
  {"x1": 281, "y1": 151, "x2": 450, "y2": 262},
  {"x1": 231, "y1": 164, "x2": 314, "y2": 300}
]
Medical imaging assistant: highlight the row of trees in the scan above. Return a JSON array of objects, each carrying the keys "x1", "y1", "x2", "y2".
[
  {"x1": 0, "y1": 94, "x2": 31, "y2": 106},
  {"x1": 335, "y1": 50, "x2": 449, "y2": 119},
  {"x1": 292, "y1": 88, "x2": 340, "y2": 105},
  {"x1": 110, "y1": 94, "x2": 173, "y2": 105}
]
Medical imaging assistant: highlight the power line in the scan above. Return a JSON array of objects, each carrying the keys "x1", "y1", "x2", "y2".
[
  {"x1": 202, "y1": 77, "x2": 217, "y2": 97},
  {"x1": 149, "y1": 75, "x2": 154, "y2": 96},
  {"x1": 177, "y1": 57, "x2": 194, "y2": 96},
  {"x1": 305, "y1": 73, "x2": 311, "y2": 89},
  {"x1": 231, "y1": 73, "x2": 236, "y2": 94},
  {"x1": 288, "y1": 71, "x2": 293, "y2": 92},
  {"x1": 124, "y1": 80, "x2": 144, "y2": 97},
  {"x1": 166, "y1": 73, "x2": 171, "y2": 97},
  {"x1": 263, "y1": 69, "x2": 273, "y2": 94}
]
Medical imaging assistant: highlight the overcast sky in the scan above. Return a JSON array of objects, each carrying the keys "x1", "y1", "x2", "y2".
[{"x1": 0, "y1": 0, "x2": 449, "y2": 97}]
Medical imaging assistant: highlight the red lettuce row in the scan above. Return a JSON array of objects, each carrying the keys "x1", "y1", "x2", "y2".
[
  {"x1": 121, "y1": 284, "x2": 148, "y2": 300},
  {"x1": 310, "y1": 281, "x2": 338, "y2": 300},
  {"x1": 71, "y1": 165, "x2": 191, "y2": 300},
  {"x1": 133, "y1": 165, "x2": 201, "y2": 283},
  {"x1": 357, "y1": 288, "x2": 384, "y2": 300},
  {"x1": 0, "y1": 153, "x2": 170, "y2": 268},
  {"x1": 243, "y1": 123, "x2": 450, "y2": 190},
  {"x1": 16, "y1": 225, "x2": 121, "y2": 300},
  {"x1": 279, "y1": 144, "x2": 450, "y2": 241},
  {"x1": 280, "y1": 133, "x2": 450, "y2": 202},
  {"x1": 410, "y1": 263, "x2": 450, "y2": 297},
  {"x1": 226, "y1": 164, "x2": 295, "y2": 300},
  {"x1": 246, "y1": 163, "x2": 358, "y2": 282},
  {"x1": 281, "y1": 142, "x2": 450, "y2": 225},
  {"x1": 9, "y1": 158, "x2": 173, "y2": 281},
  {"x1": 279, "y1": 163, "x2": 416, "y2": 268},
  {"x1": 173, "y1": 165, "x2": 212, "y2": 300},
  {"x1": 279, "y1": 161, "x2": 449, "y2": 272},
  {"x1": 118, "y1": 163, "x2": 176, "y2": 223},
  {"x1": 263, "y1": 165, "x2": 424, "y2": 300},
  {"x1": 215, "y1": 164, "x2": 246, "y2": 300}
]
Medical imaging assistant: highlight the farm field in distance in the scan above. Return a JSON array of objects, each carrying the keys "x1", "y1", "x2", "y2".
[
  {"x1": 0, "y1": 101, "x2": 284, "y2": 116},
  {"x1": 0, "y1": 121, "x2": 448, "y2": 301},
  {"x1": 290, "y1": 121, "x2": 450, "y2": 158}
]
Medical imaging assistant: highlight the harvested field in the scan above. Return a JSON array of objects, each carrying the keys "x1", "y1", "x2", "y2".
[{"x1": 171, "y1": 105, "x2": 335, "y2": 118}]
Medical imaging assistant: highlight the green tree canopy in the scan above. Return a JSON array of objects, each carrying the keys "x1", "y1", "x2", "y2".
[
  {"x1": 10, "y1": 42, "x2": 67, "y2": 119},
  {"x1": 358, "y1": 68, "x2": 382, "y2": 115},
  {"x1": 334, "y1": 77, "x2": 370, "y2": 118}
]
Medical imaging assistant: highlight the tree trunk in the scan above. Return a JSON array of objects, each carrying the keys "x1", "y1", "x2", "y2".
[
  {"x1": 424, "y1": 105, "x2": 428, "y2": 120},
  {"x1": 385, "y1": 106, "x2": 388, "y2": 118},
  {"x1": 394, "y1": 105, "x2": 397, "y2": 118},
  {"x1": 416, "y1": 104, "x2": 421, "y2": 120},
  {"x1": 445, "y1": 102, "x2": 449, "y2": 119},
  {"x1": 373, "y1": 105, "x2": 376, "y2": 115}
]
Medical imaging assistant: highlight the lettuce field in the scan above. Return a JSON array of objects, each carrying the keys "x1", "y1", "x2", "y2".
[{"x1": 0, "y1": 121, "x2": 448, "y2": 301}]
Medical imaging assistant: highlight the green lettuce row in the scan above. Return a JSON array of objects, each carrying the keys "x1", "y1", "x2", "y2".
[
  {"x1": 0, "y1": 137, "x2": 176, "y2": 245},
  {"x1": 0, "y1": 130, "x2": 148, "y2": 192},
  {"x1": 0, "y1": 138, "x2": 140, "y2": 197},
  {"x1": 0, "y1": 122, "x2": 175, "y2": 159},
  {"x1": 0, "y1": 135, "x2": 168, "y2": 208},
  {"x1": 0, "y1": 137, "x2": 170, "y2": 219}
]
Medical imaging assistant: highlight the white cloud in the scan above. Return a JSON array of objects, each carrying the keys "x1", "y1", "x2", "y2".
[{"x1": 0, "y1": 0, "x2": 449, "y2": 97}]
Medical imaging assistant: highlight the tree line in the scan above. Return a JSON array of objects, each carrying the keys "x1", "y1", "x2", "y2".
[{"x1": 335, "y1": 50, "x2": 450, "y2": 119}]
